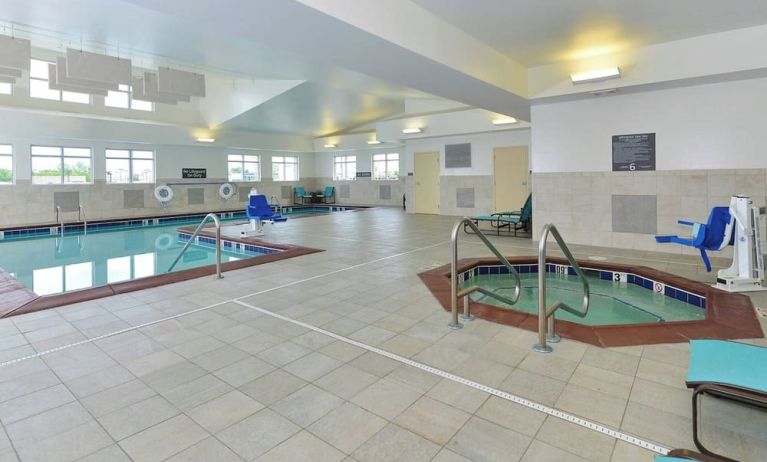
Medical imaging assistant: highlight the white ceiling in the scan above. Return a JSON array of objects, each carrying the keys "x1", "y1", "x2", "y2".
[{"x1": 411, "y1": 0, "x2": 767, "y2": 66}]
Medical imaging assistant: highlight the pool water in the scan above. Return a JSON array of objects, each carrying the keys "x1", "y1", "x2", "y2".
[
  {"x1": 463, "y1": 273, "x2": 706, "y2": 326},
  {"x1": 0, "y1": 219, "x2": 269, "y2": 296}
]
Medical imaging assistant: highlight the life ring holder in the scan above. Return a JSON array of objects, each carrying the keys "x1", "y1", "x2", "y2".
[
  {"x1": 154, "y1": 185, "x2": 174, "y2": 208},
  {"x1": 154, "y1": 233, "x2": 174, "y2": 251},
  {"x1": 219, "y1": 183, "x2": 236, "y2": 201}
]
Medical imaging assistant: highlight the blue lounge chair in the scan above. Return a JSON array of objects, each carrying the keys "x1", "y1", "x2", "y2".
[
  {"x1": 293, "y1": 186, "x2": 312, "y2": 205},
  {"x1": 465, "y1": 194, "x2": 532, "y2": 236},
  {"x1": 682, "y1": 340, "x2": 767, "y2": 461},
  {"x1": 247, "y1": 194, "x2": 287, "y2": 222},
  {"x1": 316, "y1": 186, "x2": 335, "y2": 204},
  {"x1": 655, "y1": 207, "x2": 734, "y2": 272}
]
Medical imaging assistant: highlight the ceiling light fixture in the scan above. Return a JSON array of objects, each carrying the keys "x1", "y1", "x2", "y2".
[
  {"x1": 324, "y1": 143, "x2": 337, "y2": 148},
  {"x1": 196, "y1": 137, "x2": 215, "y2": 143},
  {"x1": 402, "y1": 127, "x2": 423, "y2": 134},
  {"x1": 570, "y1": 67, "x2": 621, "y2": 84},
  {"x1": 492, "y1": 117, "x2": 518, "y2": 125},
  {"x1": 367, "y1": 140, "x2": 382, "y2": 145}
]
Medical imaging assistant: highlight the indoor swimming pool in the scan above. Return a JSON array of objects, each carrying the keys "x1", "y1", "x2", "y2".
[
  {"x1": 0, "y1": 219, "x2": 275, "y2": 296},
  {"x1": 463, "y1": 272, "x2": 706, "y2": 326}
]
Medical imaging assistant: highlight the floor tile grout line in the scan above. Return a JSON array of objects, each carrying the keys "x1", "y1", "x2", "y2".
[
  {"x1": 0, "y1": 240, "x2": 451, "y2": 369},
  {"x1": 232, "y1": 298, "x2": 671, "y2": 456}
]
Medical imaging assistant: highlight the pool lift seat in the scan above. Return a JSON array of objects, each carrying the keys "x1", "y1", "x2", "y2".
[
  {"x1": 655, "y1": 195, "x2": 765, "y2": 292},
  {"x1": 244, "y1": 190, "x2": 287, "y2": 237}
]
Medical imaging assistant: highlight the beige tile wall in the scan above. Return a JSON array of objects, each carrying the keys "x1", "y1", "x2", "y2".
[
  {"x1": 317, "y1": 177, "x2": 407, "y2": 208},
  {"x1": 0, "y1": 178, "x2": 321, "y2": 228},
  {"x1": 532, "y1": 169, "x2": 767, "y2": 256}
]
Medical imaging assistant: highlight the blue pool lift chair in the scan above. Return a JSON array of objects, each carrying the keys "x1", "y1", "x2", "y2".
[
  {"x1": 293, "y1": 186, "x2": 312, "y2": 205},
  {"x1": 247, "y1": 194, "x2": 287, "y2": 223},
  {"x1": 655, "y1": 207, "x2": 734, "y2": 272},
  {"x1": 316, "y1": 186, "x2": 335, "y2": 204}
]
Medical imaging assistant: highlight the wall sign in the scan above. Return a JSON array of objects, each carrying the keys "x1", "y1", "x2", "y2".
[
  {"x1": 182, "y1": 168, "x2": 207, "y2": 179},
  {"x1": 356, "y1": 171, "x2": 372, "y2": 178},
  {"x1": 612, "y1": 133, "x2": 655, "y2": 171}
]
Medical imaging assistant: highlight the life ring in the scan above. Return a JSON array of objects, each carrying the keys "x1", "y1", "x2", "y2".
[
  {"x1": 219, "y1": 183, "x2": 235, "y2": 200},
  {"x1": 154, "y1": 233, "x2": 174, "y2": 250},
  {"x1": 154, "y1": 185, "x2": 174, "y2": 203}
]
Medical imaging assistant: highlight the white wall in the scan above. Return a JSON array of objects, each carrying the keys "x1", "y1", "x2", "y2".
[
  {"x1": 531, "y1": 77, "x2": 767, "y2": 173},
  {"x1": 404, "y1": 129, "x2": 531, "y2": 176}
]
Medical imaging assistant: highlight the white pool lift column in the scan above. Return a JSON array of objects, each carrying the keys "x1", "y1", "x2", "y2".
[
  {"x1": 716, "y1": 196, "x2": 765, "y2": 292},
  {"x1": 242, "y1": 188, "x2": 265, "y2": 237}
]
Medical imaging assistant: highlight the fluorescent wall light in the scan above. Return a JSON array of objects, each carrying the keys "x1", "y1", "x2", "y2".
[
  {"x1": 402, "y1": 127, "x2": 423, "y2": 134},
  {"x1": 570, "y1": 67, "x2": 621, "y2": 84},
  {"x1": 492, "y1": 117, "x2": 517, "y2": 125},
  {"x1": 196, "y1": 137, "x2": 215, "y2": 143},
  {"x1": 367, "y1": 140, "x2": 382, "y2": 145},
  {"x1": 324, "y1": 143, "x2": 337, "y2": 148}
]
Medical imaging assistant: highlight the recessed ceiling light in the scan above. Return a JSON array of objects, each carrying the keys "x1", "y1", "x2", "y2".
[
  {"x1": 402, "y1": 127, "x2": 423, "y2": 134},
  {"x1": 570, "y1": 67, "x2": 621, "y2": 84},
  {"x1": 367, "y1": 140, "x2": 382, "y2": 145},
  {"x1": 492, "y1": 117, "x2": 517, "y2": 125},
  {"x1": 196, "y1": 137, "x2": 215, "y2": 143},
  {"x1": 324, "y1": 143, "x2": 337, "y2": 148}
]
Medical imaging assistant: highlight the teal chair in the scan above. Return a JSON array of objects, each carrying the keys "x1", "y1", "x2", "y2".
[
  {"x1": 293, "y1": 186, "x2": 311, "y2": 205},
  {"x1": 680, "y1": 340, "x2": 767, "y2": 462},
  {"x1": 316, "y1": 186, "x2": 335, "y2": 204},
  {"x1": 465, "y1": 194, "x2": 532, "y2": 236}
]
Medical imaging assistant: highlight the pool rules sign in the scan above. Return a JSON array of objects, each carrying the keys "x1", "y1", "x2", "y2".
[{"x1": 612, "y1": 133, "x2": 656, "y2": 171}]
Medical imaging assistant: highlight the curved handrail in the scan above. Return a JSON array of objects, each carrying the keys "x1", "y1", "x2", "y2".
[
  {"x1": 449, "y1": 218, "x2": 521, "y2": 329},
  {"x1": 534, "y1": 223, "x2": 590, "y2": 352},
  {"x1": 168, "y1": 213, "x2": 223, "y2": 279},
  {"x1": 78, "y1": 205, "x2": 87, "y2": 236}
]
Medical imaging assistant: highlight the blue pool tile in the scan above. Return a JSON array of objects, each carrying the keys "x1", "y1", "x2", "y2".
[
  {"x1": 600, "y1": 271, "x2": 612, "y2": 281},
  {"x1": 674, "y1": 290, "x2": 688, "y2": 303},
  {"x1": 665, "y1": 286, "x2": 677, "y2": 299}
]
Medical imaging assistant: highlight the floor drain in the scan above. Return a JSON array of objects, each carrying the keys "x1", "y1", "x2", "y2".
[{"x1": 588, "y1": 256, "x2": 608, "y2": 261}]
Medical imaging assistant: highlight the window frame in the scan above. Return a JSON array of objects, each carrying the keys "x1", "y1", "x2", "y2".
[
  {"x1": 30, "y1": 145, "x2": 93, "y2": 185},
  {"x1": 227, "y1": 153, "x2": 261, "y2": 182},
  {"x1": 0, "y1": 144, "x2": 13, "y2": 185},
  {"x1": 104, "y1": 84, "x2": 154, "y2": 111},
  {"x1": 105, "y1": 149, "x2": 155, "y2": 184},
  {"x1": 333, "y1": 155, "x2": 357, "y2": 181},
  {"x1": 271, "y1": 155, "x2": 299, "y2": 182},
  {"x1": 29, "y1": 58, "x2": 91, "y2": 104},
  {"x1": 372, "y1": 153, "x2": 400, "y2": 180}
]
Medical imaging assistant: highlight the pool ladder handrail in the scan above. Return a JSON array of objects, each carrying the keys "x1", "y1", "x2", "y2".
[
  {"x1": 168, "y1": 213, "x2": 223, "y2": 279},
  {"x1": 55, "y1": 206, "x2": 65, "y2": 238},
  {"x1": 449, "y1": 218, "x2": 522, "y2": 329},
  {"x1": 533, "y1": 223, "x2": 590, "y2": 353},
  {"x1": 78, "y1": 205, "x2": 87, "y2": 235}
]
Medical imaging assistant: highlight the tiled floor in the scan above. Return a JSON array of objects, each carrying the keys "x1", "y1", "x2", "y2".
[{"x1": 0, "y1": 208, "x2": 764, "y2": 462}]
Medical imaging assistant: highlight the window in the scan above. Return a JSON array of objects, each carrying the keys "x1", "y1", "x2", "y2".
[
  {"x1": 29, "y1": 59, "x2": 90, "y2": 104},
  {"x1": 228, "y1": 154, "x2": 260, "y2": 182},
  {"x1": 272, "y1": 155, "x2": 298, "y2": 181},
  {"x1": 333, "y1": 155, "x2": 356, "y2": 181},
  {"x1": 0, "y1": 82, "x2": 11, "y2": 95},
  {"x1": 31, "y1": 146, "x2": 92, "y2": 184},
  {"x1": 0, "y1": 145, "x2": 12, "y2": 184},
  {"x1": 372, "y1": 153, "x2": 399, "y2": 180},
  {"x1": 106, "y1": 149, "x2": 155, "y2": 184},
  {"x1": 104, "y1": 84, "x2": 153, "y2": 111}
]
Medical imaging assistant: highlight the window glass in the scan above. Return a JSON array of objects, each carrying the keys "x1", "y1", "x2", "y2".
[
  {"x1": 228, "y1": 154, "x2": 260, "y2": 182},
  {"x1": 271, "y1": 155, "x2": 298, "y2": 181},
  {"x1": 105, "y1": 85, "x2": 153, "y2": 111},
  {"x1": 31, "y1": 146, "x2": 93, "y2": 184},
  {"x1": 333, "y1": 155, "x2": 356, "y2": 180},
  {"x1": 0, "y1": 82, "x2": 11, "y2": 95},
  {"x1": 30, "y1": 59, "x2": 89, "y2": 103},
  {"x1": 372, "y1": 153, "x2": 399, "y2": 180},
  {"x1": 0, "y1": 144, "x2": 12, "y2": 184},
  {"x1": 106, "y1": 149, "x2": 155, "y2": 184}
]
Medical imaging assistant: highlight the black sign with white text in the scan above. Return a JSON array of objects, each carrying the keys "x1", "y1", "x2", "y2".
[
  {"x1": 182, "y1": 168, "x2": 207, "y2": 179},
  {"x1": 612, "y1": 133, "x2": 656, "y2": 171}
]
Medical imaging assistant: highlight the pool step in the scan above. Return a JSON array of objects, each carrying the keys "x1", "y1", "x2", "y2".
[{"x1": 0, "y1": 268, "x2": 37, "y2": 317}]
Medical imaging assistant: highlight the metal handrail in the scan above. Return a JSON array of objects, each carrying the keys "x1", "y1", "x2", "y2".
[
  {"x1": 55, "y1": 206, "x2": 64, "y2": 238},
  {"x1": 168, "y1": 213, "x2": 223, "y2": 279},
  {"x1": 449, "y1": 218, "x2": 521, "y2": 329},
  {"x1": 533, "y1": 224, "x2": 590, "y2": 353},
  {"x1": 78, "y1": 205, "x2": 87, "y2": 235}
]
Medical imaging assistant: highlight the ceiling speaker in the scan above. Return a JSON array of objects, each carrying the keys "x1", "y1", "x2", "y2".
[{"x1": 65, "y1": 48, "x2": 132, "y2": 85}]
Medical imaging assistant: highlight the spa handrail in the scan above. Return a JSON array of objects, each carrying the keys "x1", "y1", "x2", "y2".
[
  {"x1": 55, "y1": 206, "x2": 64, "y2": 237},
  {"x1": 78, "y1": 205, "x2": 87, "y2": 235},
  {"x1": 533, "y1": 223, "x2": 590, "y2": 353},
  {"x1": 168, "y1": 213, "x2": 223, "y2": 279},
  {"x1": 449, "y1": 218, "x2": 521, "y2": 329}
]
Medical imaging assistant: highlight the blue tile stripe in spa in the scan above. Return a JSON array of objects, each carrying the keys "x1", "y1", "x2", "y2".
[{"x1": 461, "y1": 263, "x2": 706, "y2": 310}]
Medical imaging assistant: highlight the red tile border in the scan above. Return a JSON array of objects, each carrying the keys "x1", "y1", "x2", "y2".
[
  {"x1": 418, "y1": 256, "x2": 764, "y2": 347},
  {"x1": 2, "y1": 230, "x2": 322, "y2": 318}
]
